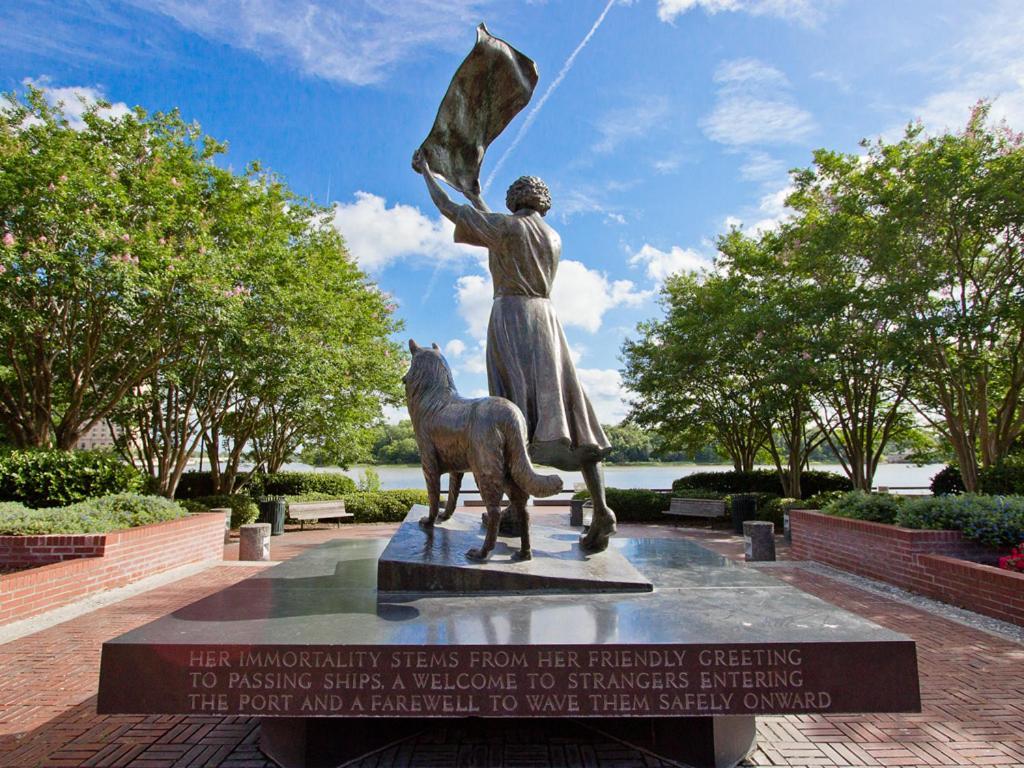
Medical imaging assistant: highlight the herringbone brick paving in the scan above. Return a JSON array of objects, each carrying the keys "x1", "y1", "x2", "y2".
[{"x1": 1, "y1": 518, "x2": 1021, "y2": 767}]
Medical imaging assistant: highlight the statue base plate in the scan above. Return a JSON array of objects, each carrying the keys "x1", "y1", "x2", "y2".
[
  {"x1": 377, "y1": 506, "x2": 653, "y2": 593},
  {"x1": 97, "y1": 523, "x2": 920, "y2": 768},
  {"x1": 258, "y1": 714, "x2": 756, "y2": 768}
]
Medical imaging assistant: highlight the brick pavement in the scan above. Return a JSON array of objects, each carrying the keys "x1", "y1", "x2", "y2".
[{"x1": 0, "y1": 515, "x2": 1022, "y2": 767}]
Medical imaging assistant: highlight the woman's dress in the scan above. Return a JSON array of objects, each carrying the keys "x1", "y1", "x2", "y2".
[{"x1": 454, "y1": 204, "x2": 611, "y2": 471}]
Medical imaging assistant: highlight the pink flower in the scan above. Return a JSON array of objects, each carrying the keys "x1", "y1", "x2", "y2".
[
  {"x1": 47, "y1": 182, "x2": 56, "y2": 191},
  {"x1": 2, "y1": 232, "x2": 14, "y2": 247},
  {"x1": 158, "y1": 237, "x2": 167, "y2": 246},
  {"x1": 38, "y1": 235, "x2": 47, "y2": 244},
  {"x1": 59, "y1": 174, "x2": 68, "y2": 183},
  {"x1": 754, "y1": 330, "x2": 765, "y2": 342},
  {"x1": 801, "y1": 351, "x2": 812, "y2": 360},
  {"x1": 121, "y1": 233, "x2": 130, "y2": 242},
  {"x1": 0, "y1": 264, "x2": 6, "y2": 275}
]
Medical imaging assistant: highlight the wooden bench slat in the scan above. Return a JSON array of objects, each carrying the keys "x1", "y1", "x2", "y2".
[{"x1": 665, "y1": 497, "x2": 726, "y2": 518}]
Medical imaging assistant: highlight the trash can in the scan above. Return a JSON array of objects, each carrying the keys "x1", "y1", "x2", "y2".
[
  {"x1": 259, "y1": 497, "x2": 287, "y2": 536},
  {"x1": 731, "y1": 494, "x2": 757, "y2": 534}
]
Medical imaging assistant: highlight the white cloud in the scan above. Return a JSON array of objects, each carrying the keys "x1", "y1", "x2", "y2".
[
  {"x1": 656, "y1": 0, "x2": 831, "y2": 27},
  {"x1": 652, "y1": 156, "x2": 682, "y2": 174},
  {"x1": 23, "y1": 78, "x2": 131, "y2": 130},
  {"x1": 551, "y1": 261, "x2": 650, "y2": 333},
  {"x1": 127, "y1": 0, "x2": 487, "y2": 86},
  {"x1": 444, "y1": 339, "x2": 467, "y2": 358},
  {"x1": 896, "y1": 2, "x2": 1024, "y2": 136},
  {"x1": 455, "y1": 274, "x2": 494, "y2": 341},
  {"x1": 739, "y1": 151, "x2": 785, "y2": 181},
  {"x1": 592, "y1": 96, "x2": 669, "y2": 154},
  {"x1": 577, "y1": 368, "x2": 630, "y2": 424},
  {"x1": 629, "y1": 244, "x2": 712, "y2": 284},
  {"x1": 725, "y1": 184, "x2": 795, "y2": 236},
  {"x1": 454, "y1": 260, "x2": 649, "y2": 342},
  {"x1": 701, "y1": 59, "x2": 815, "y2": 147},
  {"x1": 331, "y1": 192, "x2": 478, "y2": 272}
]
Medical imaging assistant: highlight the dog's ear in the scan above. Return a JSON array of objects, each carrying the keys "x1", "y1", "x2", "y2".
[
  {"x1": 408, "y1": 339, "x2": 419, "y2": 354},
  {"x1": 431, "y1": 342, "x2": 440, "y2": 351}
]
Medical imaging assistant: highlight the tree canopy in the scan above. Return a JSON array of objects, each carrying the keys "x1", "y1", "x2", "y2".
[{"x1": 623, "y1": 104, "x2": 1024, "y2": 492}]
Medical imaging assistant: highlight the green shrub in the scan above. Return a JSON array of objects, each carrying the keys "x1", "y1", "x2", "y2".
[
  {"x1": 756, "y1": 497, "x2": 797, "y2": 529},
  {"x1": 929, "y1": 463, "x2": 1024, "y2": 496},
  {"x1": 0, "y1": 493, "x2": 186, "y2": 535},
  {"x1": 572, "y1": 488, "x2": 672, "y2": 522},
  {"x1": 0, "y1": 450, "x2": 143, "y2": 508},
  {"x1": 342, "y1": 489, "x2": 429, "y2": 523},
  {"x1": 188, "y1": 494, "x2": 258, "y2": 529},
  {"x1": 801, "y1": 490, "x2": 847, "y2": 510},
  {"x1": 930, "y1": 465, "x2": 964, "y2": 495},
  {"x1": 979, "y1": 463, "x2": 1024, "y2": 496},
  {"x1": 671, "y1": 469, "x2": 851, "y2": 499},
  {"x1": 821, "y1": 491, "x2": 904, "y2": 524},
  {"x1": 896, "y1": 494, "x2": 1024, "y2": 549},
  {"x1": 257, "y1": 471, "x2": 357, "y2": 498}
]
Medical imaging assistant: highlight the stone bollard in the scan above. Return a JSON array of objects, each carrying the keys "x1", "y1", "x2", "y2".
[
  {"x1": 743, "y1": 520, "x2": 776, "y2": 562},
  {"x1": 211, "y1": 507, "x2": 232, "y2": 544},
  {"x1": 239, "y1": 523, "x2": 271, "y2": 562}
]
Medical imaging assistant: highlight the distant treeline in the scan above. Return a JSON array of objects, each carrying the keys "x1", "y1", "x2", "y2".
[{"x1": 301, "y1": 421, "x2": 837, "y2": 466}]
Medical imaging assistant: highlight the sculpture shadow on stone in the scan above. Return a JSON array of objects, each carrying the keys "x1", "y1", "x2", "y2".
[{"x1": 403, "y1": 339, "x2": 563, "y2": 562}]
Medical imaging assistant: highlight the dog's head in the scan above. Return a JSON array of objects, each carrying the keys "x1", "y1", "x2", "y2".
[{"x1": 403, "y1": 340, "x2": 456, "y2": 401}]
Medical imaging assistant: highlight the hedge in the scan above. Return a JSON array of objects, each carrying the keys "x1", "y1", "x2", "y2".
[
  {"x1": 821, "y1": 490, "x2": 903, "y2": 524},
  {"x1": 895, "y1": 494, "x2": 1024, "y2": 549},
  {"x1": 572, "y1": 488, "x2": 671, "y2": 522},
  {"x1": 671, "y1": 470, "x2": 851, "y2": 499},
  {"x1": 256, "y1": 472, "x2": 357, "y2": 498},
  {"x1": 0, "y1": 450, "x2": 144, "y2": 508},
  {"x1": 0, "y1": 493, "x2": 187, "y2": 535},
  {"x1": 342, "y1": 489, "x2": 429, "y2": 523},
  {"x1": 182, "y1": 494, "x2": 259, "y2": 529},
  {"x1": 929, "y1": 463, "x2": 1024, "y2": 496}
]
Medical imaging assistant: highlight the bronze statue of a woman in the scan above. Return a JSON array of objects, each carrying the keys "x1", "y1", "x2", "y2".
[{"x1": 412, "y1": 149, "x2": 617, "y2": 552}]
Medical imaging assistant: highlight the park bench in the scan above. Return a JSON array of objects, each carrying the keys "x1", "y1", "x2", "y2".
[
  {"x1": 287, "y1": 500, "x2": 352, "y2": 530},
  {"x1": 664, "y1": 497, "x2": 726, "y2": 519}
]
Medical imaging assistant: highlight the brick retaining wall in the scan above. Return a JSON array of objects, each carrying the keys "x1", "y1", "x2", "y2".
[
  {"x1": 790, "y1": 509, "x2": 1023, "y2": 626},
  {"x1": 0, "y1": 513, "x2": 224, "y2": 625}
]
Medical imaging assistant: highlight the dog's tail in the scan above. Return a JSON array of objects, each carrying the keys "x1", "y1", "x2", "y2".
[{"x1": 504, "y1": 416, "x2": 563, "y2": 498}]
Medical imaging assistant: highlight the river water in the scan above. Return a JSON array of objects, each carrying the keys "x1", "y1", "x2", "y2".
[{"x1": 278, "y1": 462, "x2": 945, "y2": 494}]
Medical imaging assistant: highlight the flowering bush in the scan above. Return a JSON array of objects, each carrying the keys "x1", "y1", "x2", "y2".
[
  {"x1": 896, "y1": 494, "x2": 1024, "y2": 549},
  {"x1": 999, "y1": 544, "x2": 1024, "y2": 572}
]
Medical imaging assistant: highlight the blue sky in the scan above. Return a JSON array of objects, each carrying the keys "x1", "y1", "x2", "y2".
[{"x1": 3, "y1": 0, "x2": 1023, "y2": 424}]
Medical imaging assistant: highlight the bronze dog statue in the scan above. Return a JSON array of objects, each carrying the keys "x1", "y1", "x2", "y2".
[{"x1": 404, "y1": 340, "x2": 563, "y2": 561}]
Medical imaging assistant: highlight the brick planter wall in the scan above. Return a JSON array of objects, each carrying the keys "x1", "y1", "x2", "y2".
[
  {"x1": 0, "y1": 513, "x2": 224, "y2": 625},
  {"x1": 790, "y1": 509, "x2": 1023, "y2": 627}
]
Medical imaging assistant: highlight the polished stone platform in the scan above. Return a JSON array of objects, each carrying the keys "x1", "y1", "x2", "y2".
[
  {"x1": 97, "y1": 530, "x2": 920, "y2": 767},
  {"x1": 377, "y1": 506, "x2": 653, "y2": 593}
]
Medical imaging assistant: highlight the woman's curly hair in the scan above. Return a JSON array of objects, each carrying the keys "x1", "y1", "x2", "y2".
[{"x1": 505, "y1": 176, "x2": 551, "y2": 215}]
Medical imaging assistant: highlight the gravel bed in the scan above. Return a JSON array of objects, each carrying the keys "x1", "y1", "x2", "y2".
[{"x1": 754, "y1": 559, "x2": 1024, "y2": 644}]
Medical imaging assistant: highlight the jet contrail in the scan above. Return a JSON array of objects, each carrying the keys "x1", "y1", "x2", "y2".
[{"x1": 483, "y1": 0, "x2": 618, "y2": 193}]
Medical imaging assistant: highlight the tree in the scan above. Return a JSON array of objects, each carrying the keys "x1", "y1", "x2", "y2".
[
  {"x1": 622, "y1": 272, "x2": 769, "y2": 474},
  {"x1": 113, "y1": 167, "x2": 404, "y2": 495},
  {"x1": 806, "y1": 104, "x2": 1024, "y2": 490},
  {"x1": 0, "y1": 87, "x2": 228, "y2": 449}
]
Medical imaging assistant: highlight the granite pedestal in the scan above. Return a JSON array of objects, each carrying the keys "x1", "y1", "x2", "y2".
[{"x1": 98, "y1": 509, "x2": 920, "y2": 768}]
